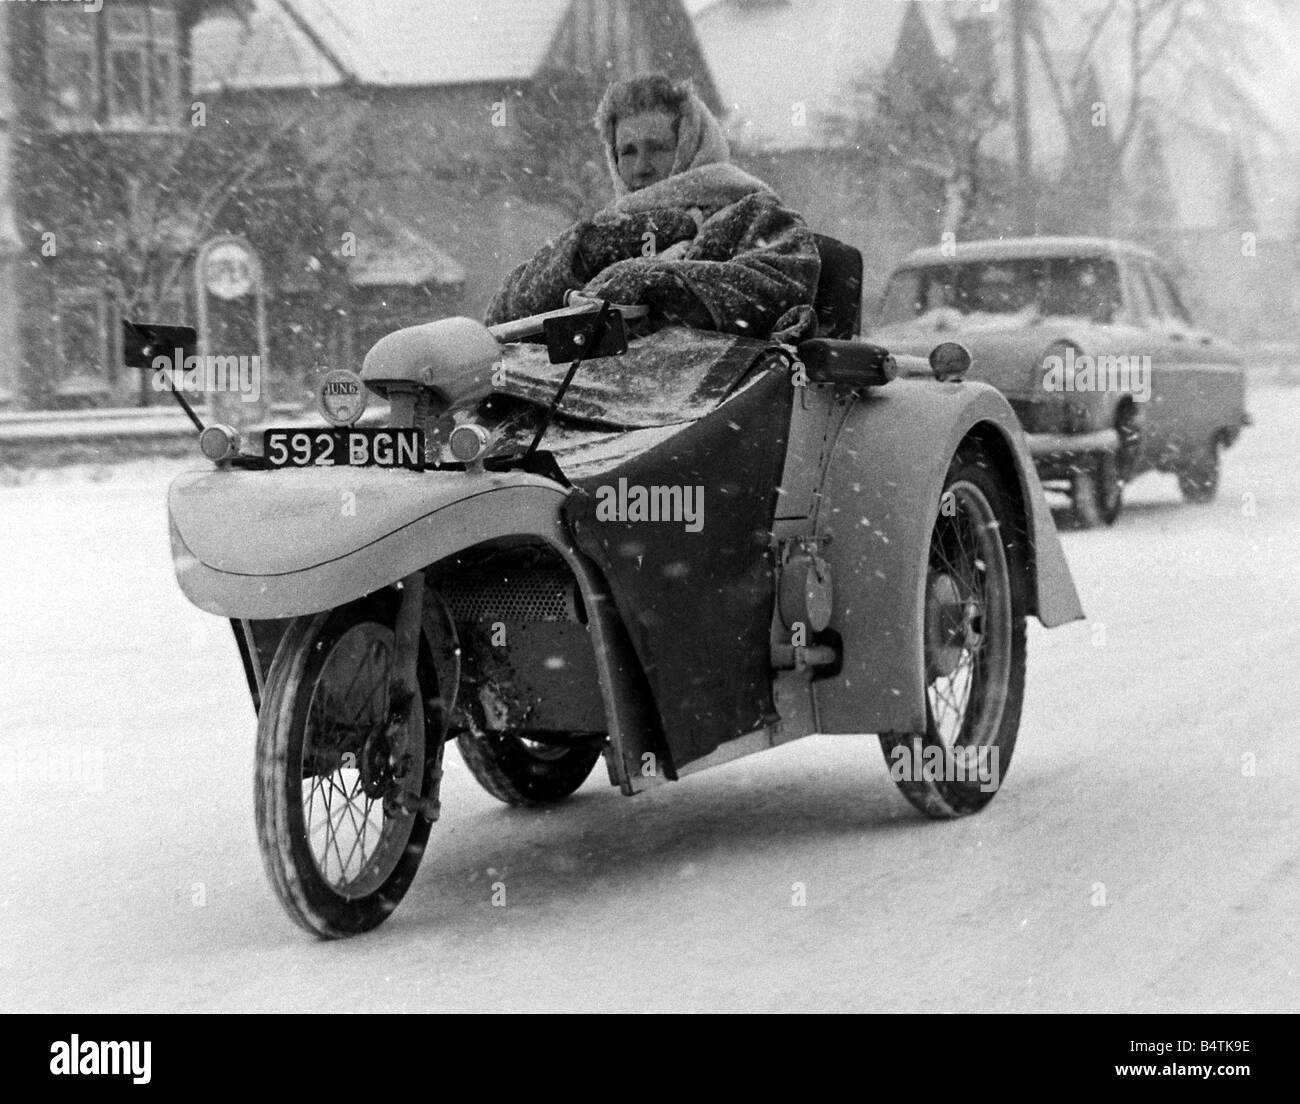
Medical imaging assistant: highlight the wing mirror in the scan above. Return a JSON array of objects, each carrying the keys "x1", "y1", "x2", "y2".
[{"x1": 542, "y1": 306, "x2": 629, "y2": 363}]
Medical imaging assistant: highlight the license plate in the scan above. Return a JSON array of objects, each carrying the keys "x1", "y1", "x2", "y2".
[{"x1": 263, "y1": 428, "x2": 424, "y2": 469}]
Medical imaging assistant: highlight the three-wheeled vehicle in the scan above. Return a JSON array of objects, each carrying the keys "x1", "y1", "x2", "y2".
[{"x1": 138, "y1": 236, "x2": 1083, "y2": 938}]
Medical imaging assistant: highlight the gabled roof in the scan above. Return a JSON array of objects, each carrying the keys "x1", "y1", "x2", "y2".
[{"x1": 194, "y1": 0, "x2": 576, "y2": 91}]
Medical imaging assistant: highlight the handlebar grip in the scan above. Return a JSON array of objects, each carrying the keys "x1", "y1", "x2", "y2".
[{"x1": 489, "y1": 300, "x2": 649, "y2": 344}]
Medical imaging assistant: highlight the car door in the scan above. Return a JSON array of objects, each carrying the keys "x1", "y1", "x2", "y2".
[
  {"x1": 1139, "y1": 261, "x2": 1236, "y2": 467},
  {"x1": 1126, "y1": 259, "x2": 1199, "y2": 467},
  {"x1": 1114, "y1": 257, "x2": 1175, "y2": 472}
]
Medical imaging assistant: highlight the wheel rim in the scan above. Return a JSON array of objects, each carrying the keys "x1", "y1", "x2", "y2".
[
  {"x1": 926, "y1": 482, "x2": 1012, "y2": 750},
  {"x1": 301, "y1": 622, "x2": 424, "y2": 900}
]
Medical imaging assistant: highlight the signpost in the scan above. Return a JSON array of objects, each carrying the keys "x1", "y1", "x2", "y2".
[{"x1": 194, "y1": 235, "x2": 269, "y2": 424}]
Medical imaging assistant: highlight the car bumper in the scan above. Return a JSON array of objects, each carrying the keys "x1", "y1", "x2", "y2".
[{"x1": 1024, "y1": 427, "x2": 1120, "y2": 459}]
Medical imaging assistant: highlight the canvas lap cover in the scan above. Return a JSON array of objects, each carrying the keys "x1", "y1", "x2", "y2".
[{"x1": 485, "y1": 326, "x2": 794, "y2": 771}]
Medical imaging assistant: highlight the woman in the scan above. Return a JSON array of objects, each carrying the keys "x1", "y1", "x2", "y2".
[{"x1": 485, "y1": 74, "x2": 820, "y2": 344}]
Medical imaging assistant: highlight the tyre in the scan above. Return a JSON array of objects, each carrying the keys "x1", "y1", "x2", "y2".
[
  {"x1": 879, "y1": 442, "x2": 1028, "y2": 818},
  {"x1": 1177, "y1": 436, "x2": 1221, "y2": 503},
  {"x1": 457, "y1": 727, "x2": 604, "y2": 806},
  {"x1": 255, "y1": 594, "x2": 444, "y2": 938},
  {"x1": 1071, "y1": 451, "x2": 1122, "y2": 527},
  {"x1": 1115, "y1": 404, "x2": 1143, "y2": 482}
]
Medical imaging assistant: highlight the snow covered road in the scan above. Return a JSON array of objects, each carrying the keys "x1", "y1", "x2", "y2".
[{"x1": 2, "y1": 387, "x2": 1297, "y2": 1012}]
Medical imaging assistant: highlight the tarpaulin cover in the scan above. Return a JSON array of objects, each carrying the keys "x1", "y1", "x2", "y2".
[
  {"x1": 482, "y1": 327, "x2": 793, "y2": 769},
  {"x1": 490, "y1": 326, "x2": 774, "y2": 429}
]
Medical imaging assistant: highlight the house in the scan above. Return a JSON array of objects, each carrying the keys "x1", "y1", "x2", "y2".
[
  {"x1": 0, "y1": 0, "x2": 718, "y2": 413},
  {"x1": 187, "y1": 0, "x2": 719, "y2": 402},
  {"x1": 0, "y1": 0, "x2": 252, "y2": 412}
]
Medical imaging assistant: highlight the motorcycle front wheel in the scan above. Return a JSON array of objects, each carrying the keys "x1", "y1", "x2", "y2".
[{"x1": 255, "y1": 594, "x2": 443, "y2": 938}]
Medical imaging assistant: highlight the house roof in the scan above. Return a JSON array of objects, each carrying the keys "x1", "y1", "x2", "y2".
[
  {"x1": 347, "y1": 213, "x2": 466, "y2": 289},
  {"x1": 194, "y1": 0, "x2": 575, "y2": 91}
]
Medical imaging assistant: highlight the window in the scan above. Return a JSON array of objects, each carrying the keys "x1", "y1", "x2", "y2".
[
  {"x1": 1140, "y1": 263, "x2": 1194, "y2": 328},
  {"x1": 1124, "y1": 261, "x2": 1160, "y2": 323},
  {"x1": 46, "y1": 14, "x2": 98, "y2": 126},
  {"x1": 878, "y1": 258, "x2": 1122, "y2": 326},
  {"x1": 1038, "y1": 258, "x2": 1122, "y2": 323},
  {"x1": 52, "y1": 286, "x2": 118, "y2": 395},
  {"x1": 46, "y1": 4, "x2": 181, "y2": 130}
]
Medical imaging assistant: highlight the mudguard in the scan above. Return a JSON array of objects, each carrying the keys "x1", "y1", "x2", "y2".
[
  {"x1": 168, "y1": 466, "x2": 573, "y2": 619},
  {"x1": 814, "y1": 378, "x2": 1083, "y2": 736},
  {"x1": 169, "y1": 464, "x2": 664, "y2": 795}
]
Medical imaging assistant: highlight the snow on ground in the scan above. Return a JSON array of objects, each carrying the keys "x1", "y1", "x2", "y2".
[{"x1": 0, "y1": 388, "x2": 1297, "y2": 1012}]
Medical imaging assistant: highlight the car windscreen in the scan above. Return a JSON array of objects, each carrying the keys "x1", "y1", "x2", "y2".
[{"x1": 878, "y1": 257, "x2": 1123, "y2": 326}]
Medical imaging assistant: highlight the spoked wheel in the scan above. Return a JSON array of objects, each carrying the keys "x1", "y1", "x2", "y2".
[
  {"x1": 256, "y1": 595, "x2": 444, "y2": 938},
  {"x1": 880, "y1": 444, "x2": 1027, "y2": 818},
  {"x1": 1070, "y1": 451, "x2": 1122, "y2": 528},
  {"x1": 457, "y1": 727, "x2": 604, "y2": 806}
]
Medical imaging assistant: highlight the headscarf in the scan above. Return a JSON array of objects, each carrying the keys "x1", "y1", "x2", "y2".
[{"x1": 595, "y1": 79, "x2": 772, "y2": 215}]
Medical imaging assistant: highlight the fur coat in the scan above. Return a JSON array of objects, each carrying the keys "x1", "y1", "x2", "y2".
[{"x1": 485, "y1": 91, "x2": 820, "y2": 344}]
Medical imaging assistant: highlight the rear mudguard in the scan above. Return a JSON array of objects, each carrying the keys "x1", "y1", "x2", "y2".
[{"x1": 813, "y1": 378, "x2": 1083, "y2": 736}]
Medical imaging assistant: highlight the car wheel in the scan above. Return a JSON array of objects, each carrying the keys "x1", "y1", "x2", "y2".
[
  {"x1": 457, "y1": 728, "x2": 604, "y2": 806},
  {"x1": 1177, "y1": 436, "x2": 1221, "y2": 503},
  {"x1": 879, "y1": 442, "x2": 1028, "y2": 818},
  {"x1": 1116, "y1": 403, "x2": 1143, "y2": 482},
  {"x1": 1071, "y1": 452, "x2": 1122, "y2": 527}
]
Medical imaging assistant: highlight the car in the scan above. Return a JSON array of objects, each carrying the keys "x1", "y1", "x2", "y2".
[
  {"x1": 139, "y1": 234, "x2": 1083, "y2": 938},
  {"x1": 868, "y1": 236, "x2": 1251, "y2": 526}
]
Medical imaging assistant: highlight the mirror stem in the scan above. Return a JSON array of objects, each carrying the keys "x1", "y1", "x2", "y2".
[{"x1": 523, "y1": 300, "x2": 613, "y2": 459}]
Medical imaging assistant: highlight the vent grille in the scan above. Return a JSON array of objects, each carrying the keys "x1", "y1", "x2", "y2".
[{"x1": 438, "y1": 570, "x2": 578, "y2": 623}]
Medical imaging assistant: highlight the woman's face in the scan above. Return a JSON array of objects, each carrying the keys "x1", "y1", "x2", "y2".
[{"x1": 614, "y1": 111, "x2": 678, "y2": 191}]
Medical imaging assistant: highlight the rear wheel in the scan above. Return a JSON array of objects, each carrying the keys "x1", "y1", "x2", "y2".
[
  {"x1": 1177, "y1": 436, "x2": 1221, "y2": 503},
  {"x1": 458, "y1": 727, "x2": 604, "y2": 806},
  {"x1": 880, "y1": 443, "x2": 1028, "y2": 818},
  {"x1": 1071, "y1": 451, "x2": 1122, "y2": 527},
  {"x1": 255, "y1": 595, "x2": 444, "y2": 938}
]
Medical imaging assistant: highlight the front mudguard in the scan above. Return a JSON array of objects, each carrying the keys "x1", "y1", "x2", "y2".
[
  {"x1": 167, "y1": 464, "x2": 662, "y2": 793},
  {"x1": 168, "y1": 466, "x2": 572, "y2": 619},
  {"x1": 813, "y1": 378, "x2": 1083, "y2": 736}
]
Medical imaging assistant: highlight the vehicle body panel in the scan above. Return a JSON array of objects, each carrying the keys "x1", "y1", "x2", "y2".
[{"x1": 812, "y1": 378, "x2": 1081, "y2": 736}]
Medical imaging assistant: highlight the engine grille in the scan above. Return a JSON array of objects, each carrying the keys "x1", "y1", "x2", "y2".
[{"x1": 437, "y1": 570, "x2": 579, "y2": 623}]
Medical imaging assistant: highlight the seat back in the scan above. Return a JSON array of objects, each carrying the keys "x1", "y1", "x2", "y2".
[{"x1": 812, "y1": 233, "x2": 864, "y2": 339}]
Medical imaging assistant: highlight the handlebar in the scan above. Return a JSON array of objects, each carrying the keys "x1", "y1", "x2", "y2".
[{"x1": 487, "y1": 295, "x2": 649, "y2": 344}]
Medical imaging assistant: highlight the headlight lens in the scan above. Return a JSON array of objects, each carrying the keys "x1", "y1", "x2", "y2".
[
  {"x1": 199, "y1": 423, "x2": 240, "y2": 463},
  {"x1": 448, "y1": 423, "x2": 490, "y2": 463}
]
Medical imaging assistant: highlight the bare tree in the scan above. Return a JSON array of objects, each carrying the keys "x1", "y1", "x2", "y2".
[
  {"x1": 825, "y1": 12, "x2": 1008, "y2": 236},
  {"x1": 1028, "y1": 0, "x2": 1286, "y2": 160}
]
